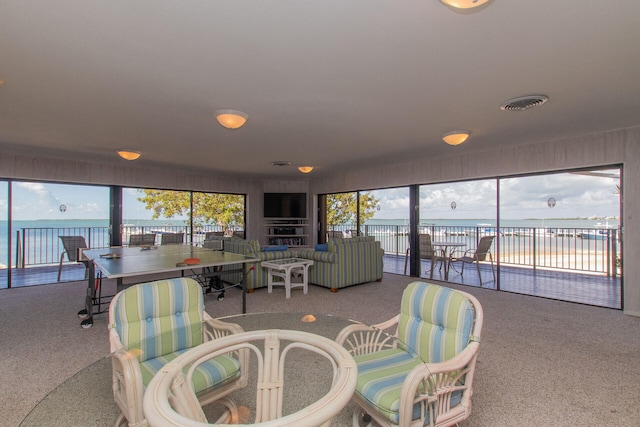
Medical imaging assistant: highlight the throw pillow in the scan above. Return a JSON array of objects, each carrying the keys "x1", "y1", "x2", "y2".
[{"x1": 314, "y1": 243, "x2": 328, "y2": 252}]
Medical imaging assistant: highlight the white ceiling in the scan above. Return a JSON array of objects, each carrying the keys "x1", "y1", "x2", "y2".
[{"x1": 1, "y1": 1, "x2": 640, "y2": 179}]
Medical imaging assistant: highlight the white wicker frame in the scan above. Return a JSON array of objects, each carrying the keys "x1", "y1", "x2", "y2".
[
  {"x1": 335, "y1": 286, "x2": 484, "y2": 427},
  {"x1": 143, "y1": 329, "x2": 358, "y2": 427},
  {"x1": 108, "y1": 288, "x2": 249, "y2": 427}
]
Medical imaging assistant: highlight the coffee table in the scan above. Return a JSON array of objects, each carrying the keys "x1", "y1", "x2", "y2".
[{"x1": 262, "y1": 258, "x2": 314, "y2": 298}]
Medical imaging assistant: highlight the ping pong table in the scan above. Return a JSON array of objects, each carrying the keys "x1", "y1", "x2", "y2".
[{"x1": 78, "y1": 244, "x2": 259, "y2": 328}]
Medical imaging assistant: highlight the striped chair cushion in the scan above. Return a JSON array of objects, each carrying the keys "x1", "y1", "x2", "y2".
[
  {"x1": 140, "y1": 351, "x2": 242, "y2": 395},
  {"x1": 113, "y1": 278, "x2": 204, "y2": 362},
  {"x1": 398, "y1": 281, "x2": 474, "y2": 363}
]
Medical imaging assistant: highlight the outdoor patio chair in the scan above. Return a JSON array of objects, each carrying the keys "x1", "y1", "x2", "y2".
[
  {"x1": 205, "y1": 231, "x2": 225, "y2": 239},
  {"x1": 327, "y1": 230, "x2": 344, "y2": 239},
  {"x1": 403, "y1": 233, "x2": 447, "y2": 278},
  {"x1": 160, "y1": 232, "x2": 184, "y2": 245},
  {"x1": 336, "y1": 280, "x2": 483, "y2": 427},
  {"x1": 127, "y1": 233, "x2": 156, "y2": 246},
  {"x1": 108, "y1": 277, "x2": 249, "y2": 427},
  {"x1": 449, "y1": 235, "x2": 496, "y2": 286},
  {"x1": 57, "y1": 235, "x2": 89, "y2": 282}
]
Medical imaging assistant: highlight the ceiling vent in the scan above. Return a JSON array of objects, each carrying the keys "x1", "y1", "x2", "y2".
[
  {"x1": 500, "y1": 95, "x2": 549, "y2": 111},
  {"x1": 271, "y1": 161, "x2": 291, "y2": 167}
]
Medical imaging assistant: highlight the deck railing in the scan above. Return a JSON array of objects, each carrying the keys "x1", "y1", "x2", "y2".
[
  {"x1": 13, "y1": 224, "x2": 619, "y2": 277},
  {"x1": 13, "y1": 225, "x2": 236, "y2": 267},
  {"x1": 329, "y1": 224, "x2": 621, "y2": 277}
]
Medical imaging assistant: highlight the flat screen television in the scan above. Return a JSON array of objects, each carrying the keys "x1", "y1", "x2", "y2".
[{"x1": 264, "y1": 193, "x2": 307, "y2": 218}]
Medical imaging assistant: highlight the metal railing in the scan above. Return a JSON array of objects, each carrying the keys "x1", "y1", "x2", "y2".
[
  {"x1": 328, "y1": 224, "x2": 621, "y2": 277},
  {"x1": 13, "y1": 225, "x2": 241, "y2": 267}
]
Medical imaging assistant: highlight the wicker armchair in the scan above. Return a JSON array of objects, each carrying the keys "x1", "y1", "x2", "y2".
[
  {"x1": 336, "y1": 281, "x2": 483, "y2": 427},
  {"x1": 108, "y1": 277, "x2": 248, "y2": 427}
]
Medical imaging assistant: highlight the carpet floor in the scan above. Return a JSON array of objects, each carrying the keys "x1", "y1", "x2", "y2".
[{"x1": 2, "y1": 273, "x2": 640, "y2": 426}]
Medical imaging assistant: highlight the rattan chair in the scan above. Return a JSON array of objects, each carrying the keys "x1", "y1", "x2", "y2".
[
  {"x1": 336, "y1": 281, "x2": 483, "y2": 427},
  {"x1": 108, "y1": 277, "x2": 248, "y2": 427},
  {"x1": 57, "y1": 235, "x2": 89, "y2": 281}
]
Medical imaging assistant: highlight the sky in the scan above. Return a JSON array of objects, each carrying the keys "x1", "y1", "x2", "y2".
[{"x1": 1, "y1": 169, "x2": 621, "y2": 221}]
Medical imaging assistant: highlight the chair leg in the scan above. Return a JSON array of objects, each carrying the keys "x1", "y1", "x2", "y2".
[
  {"x1": 57, "y1": 252, "x2": 66, "y2": 282},
  {"x1": 476, "y1": 261, "x2": 483, "y2": 286}
]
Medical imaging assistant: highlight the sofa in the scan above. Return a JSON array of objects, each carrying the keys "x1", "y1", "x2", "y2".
[
  {"x1": 217, "y1": 237, "x2": 296, "y2": 291},
  {"x1": 302, "y1": 236, "x2": 384, "y2": 292}
]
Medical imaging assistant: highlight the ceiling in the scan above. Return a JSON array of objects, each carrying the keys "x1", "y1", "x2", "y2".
[{"x1": 1, "y1": 1, "x2": 640, "y2": 179}]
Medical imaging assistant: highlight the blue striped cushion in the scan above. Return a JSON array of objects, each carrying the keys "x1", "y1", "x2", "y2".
[
  {"x1": 140, "y1": 351, "x2": 241, "y2": 395},
  {"x1": 113, "y1": 278, "x2": 204, "y2": 362},
  {"x1": 398, "y1": 281, "x2": 474, "y2": 363}
]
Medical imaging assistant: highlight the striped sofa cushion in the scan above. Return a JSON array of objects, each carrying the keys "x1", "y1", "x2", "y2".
[
  {"x1": 113, "y1": 278, "x2": 204, "y2": 362},
  {"x1": 398, "y1": 281, "x2": 474, "y2": 363}
]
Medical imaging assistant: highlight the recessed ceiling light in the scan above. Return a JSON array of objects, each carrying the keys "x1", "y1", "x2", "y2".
[{"x1": 500, "y1": 95, "x2": 549, "y2": 111}]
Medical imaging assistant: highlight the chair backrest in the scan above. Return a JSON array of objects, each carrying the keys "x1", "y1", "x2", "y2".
[
  {"x1": 398, "y1": 281, "x2": 476, "y2": 363},
  {"x1": 160, "y1": 233, "x2": 184, "y2": 245},
  {"x1": 205, "y1": 231, "x2": 224, "y2": 240},
  {"x1": 128, "y1": 234, "x2": 156, "y2": 246},
  {"x1": 110, "y1": 278, "x2": 204, "y2": 362},
  {"x1": 327, "y1": 230, "x2": 344, "y2": 239},
  {"x1": 418, "y1": 234, "x2": 435, "y2": 259},
  {"x1": 59, "y1": 236, "x2": 88, "y2": 262},
  {"x1": 474, "y1": 235, "x2": 495, "y2": 261}
]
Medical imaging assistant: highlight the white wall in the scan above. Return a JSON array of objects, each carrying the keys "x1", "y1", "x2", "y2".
[{"x1": 1, "y1": 125, "x2": 638, "y2": 315}]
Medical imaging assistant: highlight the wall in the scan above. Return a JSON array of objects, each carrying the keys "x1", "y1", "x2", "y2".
[
  {"x1": 1, "y1": 126, "x2": 638, "y2": 315},
  {"x1": 310, "y1": 126, "x2": 640, "y2": 317}
]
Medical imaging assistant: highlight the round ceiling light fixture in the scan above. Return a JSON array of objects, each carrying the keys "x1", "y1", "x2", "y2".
[
  {"x1": 442, "y1": 131, "x2": 470, "y2": 146},
  {"x1": 440, "y1": 0, "x2": 491, "y2": 9},
  {"x1": 298, "y1": 166, "x2": 314, "y2": 173},
  {"x1": 116, "y1": 150, "x2": 142, "y2": 161},
  {"x1": 500, "y1": 95, "x2": 549, "y2": 111},
  {"x1": 214, "y1": 109, "x2": 248, "y2": 129}
]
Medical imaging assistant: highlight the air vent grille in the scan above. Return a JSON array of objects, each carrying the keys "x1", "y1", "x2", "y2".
[
  {"x1": 271, "y1": 161, "x2": 291, "y2": 167},
  {"x1": 500, "y1": 95, "x2": 549, "y2": 111}
]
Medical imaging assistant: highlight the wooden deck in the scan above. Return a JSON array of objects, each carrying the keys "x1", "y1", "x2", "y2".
[{"x1": 1, "y1": 254, "x2": 622, "y2": 309}]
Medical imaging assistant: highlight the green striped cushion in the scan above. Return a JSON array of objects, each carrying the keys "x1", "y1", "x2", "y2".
[
  {"x1": 398, "y1": 281, "x2": 474, "y2": 363},
  {"x1": 140, "y1": 351, "x2": 241, "y2": 395},
  {"x1": 354, "y1": 348, "x2": 424, "y2": 424},
  {"x1": 114, "y1": 278, "x2": 204, "y2": 362}
]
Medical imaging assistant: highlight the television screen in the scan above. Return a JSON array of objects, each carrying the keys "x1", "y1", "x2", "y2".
[{"x1": 264, "y1": 193, "x2": 307, "y2": 218}]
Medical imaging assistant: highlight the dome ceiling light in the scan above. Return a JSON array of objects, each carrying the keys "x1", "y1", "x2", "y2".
[
  {"x1": 442, "y1": 131, "x2": 470, "y2": 146},
  {"x1": 214, "y1": 109, "x2": 248, "y2": 129},
  {"x1": 117, "y1": 150, "x2": 142, "y2": 161},
  {"x1": 440, "y1": 0, "x2": 491, "y2": 9},
  {"x1": 298, "y1": 166, "x2": 314, "y2": 173}
]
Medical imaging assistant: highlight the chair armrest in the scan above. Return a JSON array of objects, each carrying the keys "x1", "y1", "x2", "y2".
[
  {"x1": 335, "y1": 315, "x2": 400, "y2": 356},
  {"x1": 203, "y1": 314, "x2": 246, "y2": 341},
  {"x1": 398, "y1": 341, "x2": 481, "y2": 426},
  {"x1": 111, "y1": 348, "x2": 145, "y2": 424}
]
